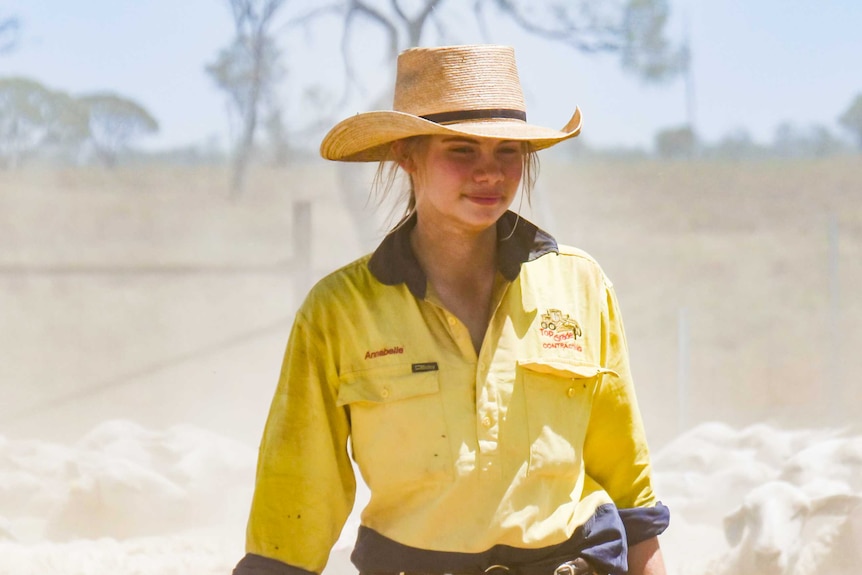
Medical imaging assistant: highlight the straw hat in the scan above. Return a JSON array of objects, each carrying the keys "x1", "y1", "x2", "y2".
[{"x1": 319, "y1": 44, "x2": 582, "y2": 162}]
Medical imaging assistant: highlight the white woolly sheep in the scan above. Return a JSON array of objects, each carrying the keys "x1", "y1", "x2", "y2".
[
  {"x1": 779, "y1": 435, "x2": 862, "y2": 491},
  {"x1": 708, "y1": 480, "x2": 861, "y2": 575},
  {"x1": 45, "y1": 455, "x2": 189, "y2": 541}
]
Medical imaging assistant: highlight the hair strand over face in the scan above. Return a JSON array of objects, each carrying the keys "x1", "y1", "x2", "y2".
[{"x1": 370, "y1": 137, "x2": 540, "y2": 234}]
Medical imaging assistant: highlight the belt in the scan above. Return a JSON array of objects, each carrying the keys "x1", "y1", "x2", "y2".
[{"x1": 362, "y1": 557, "x2": 601, "y2": 575}]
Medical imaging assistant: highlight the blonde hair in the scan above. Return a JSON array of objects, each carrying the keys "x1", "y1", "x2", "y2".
[{"x1": 371, "y1": 137, "x2": 540, "y2": 232}]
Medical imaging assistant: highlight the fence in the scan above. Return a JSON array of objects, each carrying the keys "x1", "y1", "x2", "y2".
[{"x1": 1, "y1": 200, "x2": 313, "y2": 434}]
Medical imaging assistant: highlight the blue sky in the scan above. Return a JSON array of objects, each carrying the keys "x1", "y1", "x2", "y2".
[{"x1": 3, "y1": 0, "x2": 861, "y2": 150}]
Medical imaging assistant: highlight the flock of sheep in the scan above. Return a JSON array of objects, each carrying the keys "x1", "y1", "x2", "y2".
[
  {"x1": 1, "y1": 419, "x2": 860, "y2": 574},
  {"x1": 655, "y1": 421, "x2": 862, "y2": 575},
  {"x1": 0, "y1": 420, "x2": 255, "y2": 573}
]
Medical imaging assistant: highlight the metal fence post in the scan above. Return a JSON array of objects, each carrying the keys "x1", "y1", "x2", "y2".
[
  {"x1": 678, "y1": 306, "x2": 690, "y2": 434},
  {"x1": 827, "y1": 213, "x2": 841, "y2": 419},
  {"x1": 293, "y1": 201, "x2": 312, "y2": 307}
]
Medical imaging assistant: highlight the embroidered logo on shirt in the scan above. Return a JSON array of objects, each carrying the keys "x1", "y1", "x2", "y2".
[
  {"x1": 539, "y1": 308, "x2": 584, "y2": 351},
  {"x1": 365, "y1": 346, "x2": 404, "y2": 360}
]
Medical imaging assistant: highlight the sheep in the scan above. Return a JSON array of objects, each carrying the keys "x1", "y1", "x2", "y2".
[
  {"x1": 45, "y1": 454, "x2": 189, "y2": 541},
  {"x1": 0, "y1": 516, "x2": 15, "y2": 541},
  {"x1": 734, "y1": 423, "x2": 838, "y2": 469},
  {"x1": 706, "y1": 480, "x2": 861, "y2": 575},
  {"x1": 156, "y1": 423, "x2": 256, "y2": 526},
  {"x1": 0, "y1": 436, "x2": 75, "y2": 517},
  {"x1": 653, "y1": 421, "x2": 739, "y2": 474},
  {"x1": 653, "y1": 422, "x2": 781, "y2": 527},
  {"x1": 790, "y1": 479, "x2": 862, "y2": 574},
  {"x1": 658, "y1": 514, "x2": 725, "y2": 575},
  {"x1": 779, "y1": 435, "x2": 862, "y2": 491},
  {"x1": 43, "y1": 419, "x2": 259, "y2": 540},
  {"x1": 0, "y1": 531, "x2": 242, "y2": 575}
]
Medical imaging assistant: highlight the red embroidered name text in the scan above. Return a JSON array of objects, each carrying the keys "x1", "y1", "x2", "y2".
[{"x1": 365, "y1": 346, "x2": 404, "y2": 359}]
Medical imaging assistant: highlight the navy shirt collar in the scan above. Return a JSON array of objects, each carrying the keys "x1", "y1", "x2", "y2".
[{"x1": 368, "y1": 210, "x2": 558, "y2": 299}]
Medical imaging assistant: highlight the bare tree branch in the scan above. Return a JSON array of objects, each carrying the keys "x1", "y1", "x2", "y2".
[
  {"x1": 429, "y1": 12, "x2": 451, "y2": 45},
  {"x1": 340, "y1": 11, "x2": 366, "y2": 102},
  {"x1": 472, "y1": 0, "x2": 492, "y2": 42},
  {"x1": 0, "y1": 16, "x2": 20, "y2": 54},
  {"x1": 407, "y1": 0, "x2": 443, "y2": 45},
  {"x1": 414, "y1": 0, "x2": 444, "y2": 27},
  {"x1": 209, "y1": 0, "x2": 288, "y2": 197},
  {"x1": 277, "y1": 0, "x2": 681, "y2": 124},
  {"x1": 390, "y1": 0, "x2": 409, "y2": 24},
  {"x1": 490, "y1": 0, "x2": 624, "y2": 52},
  {"x1": 278, "y1": 2, "x2": 344, "y2": 33},
  {"x1": 349, "y1": 0, "x2": 399, "y2": 57},
  {"x1": 337, "y1": 0, "x2": 400, "y2": 108}
]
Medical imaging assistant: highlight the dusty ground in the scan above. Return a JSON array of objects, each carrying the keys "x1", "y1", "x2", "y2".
[
  {"x1": 1, "y1": 156, "x2": 860, "y2": 449},
  {"x1": 1, "y1": 155, "x2": 861, "y2": 574},
  {"x1": 539, "y1": 157, "x2": 862, "y2": 444}
]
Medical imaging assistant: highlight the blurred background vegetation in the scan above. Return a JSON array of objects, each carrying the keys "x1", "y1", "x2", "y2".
[{"x1": 1, "y1": 2, "x2": 860, "y2": 449}]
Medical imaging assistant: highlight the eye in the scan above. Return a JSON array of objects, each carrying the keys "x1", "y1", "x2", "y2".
[
  {"x1": 449, "y1": 146, "x2": 475, "y2": 154},
  {"x1": 497, "y1": 145, "x2": 522, "y2": 159}
]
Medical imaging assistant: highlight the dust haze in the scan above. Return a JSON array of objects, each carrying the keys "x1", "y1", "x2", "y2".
[{"x1": 1, "y1": 155, "x2": 861, "y2": 573}]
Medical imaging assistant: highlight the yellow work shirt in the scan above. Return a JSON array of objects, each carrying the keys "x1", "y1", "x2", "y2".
[{"x1": 237, "y1": 212, "x2": 668, "y2": 575}]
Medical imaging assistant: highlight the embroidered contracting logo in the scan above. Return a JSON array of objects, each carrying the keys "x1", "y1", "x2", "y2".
[
  {"x1": 539, "y1": 308, "x2": 583, "y2": 351},
  {"x1": 364, "y1": 345, "x2": 404, "y2": 360}
]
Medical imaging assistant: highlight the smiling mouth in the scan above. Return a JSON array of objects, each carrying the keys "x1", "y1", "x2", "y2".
[{"x1": 465, "y1": 194, "x2": 503, "y2": 205}]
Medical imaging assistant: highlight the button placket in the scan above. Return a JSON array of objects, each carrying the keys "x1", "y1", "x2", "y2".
[
  {"x1": 437, "y1": 309, "x2": 474, "y2": 358},
  {"x1": 476, "y1": 378, "x2": 499, "y2": 455}
]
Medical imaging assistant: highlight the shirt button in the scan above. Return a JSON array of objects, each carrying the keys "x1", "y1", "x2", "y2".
[
  {"x1": 447, "y1": 316, "x2": 457, "y2": 326},
  {"x1": 482, "y1": 416, "x2": 492, "y2": 428},
  {"x1": 478, "y1": 361, "x2": 486, "y2": 371},
  {"x1": 381, "y1": 387, "x2": 390, "y2": 399},
  {"x1": 567, "y1": 387, "x2": 576, "y2": 397}
]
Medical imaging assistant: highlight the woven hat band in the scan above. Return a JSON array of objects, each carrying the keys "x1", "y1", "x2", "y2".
[{"x1": 420, "y1": 108, "x2": 527, "y2": 124}]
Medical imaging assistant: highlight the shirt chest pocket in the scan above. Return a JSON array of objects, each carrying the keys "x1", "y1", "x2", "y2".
[
  {"x1": 517, "y1": 359, "x2": 616, "y2": 476},
  {"x1": 337, "y1": 366, "x2": 454, "y2": 489}
]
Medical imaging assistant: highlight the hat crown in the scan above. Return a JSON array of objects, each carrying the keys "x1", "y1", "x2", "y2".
[{"x1": 393, "y1": 45, "x2": 526, "y2": 118}]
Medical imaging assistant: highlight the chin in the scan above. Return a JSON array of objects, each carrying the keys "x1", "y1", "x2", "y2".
[{"x1": 458, "y1": 207, "x2": 508, "y2": 231}]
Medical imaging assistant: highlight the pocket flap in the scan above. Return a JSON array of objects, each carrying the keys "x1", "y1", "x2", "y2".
[
  {"x1": 518, "y1": 358, "x2": 618, "y2": 380},
  {"x1": 337, "y1": 365, "x2": 439, "y2": 406}
]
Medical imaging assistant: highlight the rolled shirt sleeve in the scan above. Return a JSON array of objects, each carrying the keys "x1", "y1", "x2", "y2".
[{"x1": 582, "y1": 279, "x2": 669, "y2": 544}]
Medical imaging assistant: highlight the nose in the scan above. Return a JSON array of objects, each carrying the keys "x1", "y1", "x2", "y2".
[
  {"x1": 473, "y1": 153, "x2": 504, "y2": 183},
  {"x1": 755, "y1": 546, "x2": 780, "y2": 558},
  {"x1": 754, "y1": 544, "x2": 782, "y2": 567}
]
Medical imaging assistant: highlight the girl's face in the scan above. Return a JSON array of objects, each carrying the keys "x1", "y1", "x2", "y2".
[{"x1": 400, "y1": 135, "x2": 524, "y2": 234}]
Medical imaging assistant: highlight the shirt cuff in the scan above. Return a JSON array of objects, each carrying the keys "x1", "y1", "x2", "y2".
[
  {"x1": 618, "y1": 502, "x2": 670, "y2": 546},
  {"x1": 233, "y1": 553, "x2": 318, "y2": 575}
]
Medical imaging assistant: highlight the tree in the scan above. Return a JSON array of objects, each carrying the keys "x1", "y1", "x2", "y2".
[
  {"x1": 0, "y1": 77, "x2": 88, "y2": 168},
  {"x1": 292, "y1": 0, "x2": 683, "y2": 103},
  {"x1": 772, "y1": 122, "x2": 845, "y2": 158},
  {"x1": 707, "y1": 128, "x2": 764, "y2": 161},
  {"x1": 838, "y1": 93, "x2": 862, "y2": 149},
  {"x1": 0, "y1": 15, "x2": 19, "y2": 54},
  {"x1": 654, "y1": 125, "x2": 696, "y2": 159},
  {"x1": 78, "y1": 93, "x2": 159, "y2": 167},
  {"x1": 207, "y1": 0, "x2": 287, "y2": 197},
  {"x1": 286, "y1": 0, "x2": 683, "y2": 250}
]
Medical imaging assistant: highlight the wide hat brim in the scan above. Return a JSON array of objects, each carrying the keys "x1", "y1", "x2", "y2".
[{"x1": 320, "y1": 107, "x2": 582, "y2": 162}]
